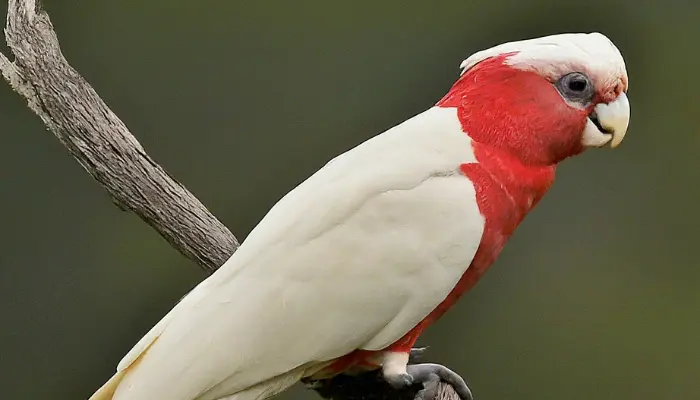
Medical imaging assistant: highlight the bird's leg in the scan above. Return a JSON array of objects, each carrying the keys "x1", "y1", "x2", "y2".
[
  {"x1": 381, "y1": 350, "x2": 473, "y2": 400},
  {"x1": 381, "y1": 351, "x2": 413, "y2": 387}
]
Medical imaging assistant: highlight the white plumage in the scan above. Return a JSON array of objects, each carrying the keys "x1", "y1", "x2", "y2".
[
  {"x1": 92, "y1": 107, "x2": 485, "y2": 400},
  {"x1": 90, "y1": 31, "x2": 631, "y2": 400}
]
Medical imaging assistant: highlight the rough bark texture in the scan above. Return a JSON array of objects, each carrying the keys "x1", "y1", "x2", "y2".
[
  {"x1": 0, "y1": 0, "x2": 237, "y2": 272},
  {"x1": 0, "y1": 1, "x2": 460, "y2": 400}
]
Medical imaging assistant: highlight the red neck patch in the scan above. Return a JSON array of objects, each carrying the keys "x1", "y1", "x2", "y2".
[
  {"x1": 421, "y1": 55, "x2": 579, "y2": 323},
  {"x1": 378, "y1": 55, "x2": 578, "y2": 353},
  {"x1": 322, "y1": 55, "x2": 586, "y2": 374}
]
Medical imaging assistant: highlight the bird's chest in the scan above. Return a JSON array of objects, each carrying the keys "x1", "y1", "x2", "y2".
[
  {"x1": 418, "y1": 161, "x2": 555, "y2": 325},
  {"x1": 456, "y1": 160, "x2": 555, "y2": 283}
]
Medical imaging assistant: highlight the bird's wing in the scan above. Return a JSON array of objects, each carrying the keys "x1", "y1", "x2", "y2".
[{"x1": 107, "y1": 107, "x2": 485, "y2": 400}]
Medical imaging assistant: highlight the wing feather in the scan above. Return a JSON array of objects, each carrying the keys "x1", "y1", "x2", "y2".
[{"x1": 108, "y1": 107, "x2": 484, "y2": 400}]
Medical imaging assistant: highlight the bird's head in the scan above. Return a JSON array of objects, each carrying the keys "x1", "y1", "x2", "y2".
[{"x1": 438, "y1": 32, "x2": 630, "y2": 166}]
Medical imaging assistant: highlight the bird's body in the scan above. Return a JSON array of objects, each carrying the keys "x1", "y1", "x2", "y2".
[{"x1": 91, "y1": 32, "x2": 630, "y2": 400}]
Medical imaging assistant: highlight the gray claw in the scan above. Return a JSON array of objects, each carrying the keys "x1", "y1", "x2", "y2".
[
  {"x1": 406, "y1": 363, "x2": 473, "y2": 400},
  {"x1": 413, "y1": 371, "x2": 441, "y2": 400},
  {"x1": 409, "y1": 347, "x2": 429, "y2": 362}
]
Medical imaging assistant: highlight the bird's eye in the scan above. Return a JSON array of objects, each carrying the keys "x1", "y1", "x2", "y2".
[
  {"x1": 568, "y1": 77, "x2": 587, "y2": 92},
  {"x1": 556, "y1": 72, "x2": 595, "y2": 104}
]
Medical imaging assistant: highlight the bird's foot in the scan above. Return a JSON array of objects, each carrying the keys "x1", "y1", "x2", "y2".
[
  {"x1": 406, "y1": 363, "x2": 472, "y2": 400},
  {"x1": 382, "y1": 351, "x2": 473, "y2": 400}
]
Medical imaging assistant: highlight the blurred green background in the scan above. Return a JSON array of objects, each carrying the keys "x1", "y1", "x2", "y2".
[{"x1": 1, "y1": 0, "x2": 698, "y2": 399}]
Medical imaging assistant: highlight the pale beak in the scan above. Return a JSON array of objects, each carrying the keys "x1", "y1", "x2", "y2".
[{"x1": 581, "y1": 92, "x2": 631, "y2": 148}]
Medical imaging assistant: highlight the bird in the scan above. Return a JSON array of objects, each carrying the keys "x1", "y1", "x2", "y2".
[{"x1": 90, "y1": 32, "x2": 630, "y2": 400}]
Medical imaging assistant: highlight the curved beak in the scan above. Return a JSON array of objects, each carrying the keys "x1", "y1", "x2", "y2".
[{"x1": 591, "y1": 92, "x2": 631, "y2": 148}]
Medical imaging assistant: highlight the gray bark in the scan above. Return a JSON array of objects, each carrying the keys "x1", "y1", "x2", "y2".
[
  {"x1": 0, "y1": 1, "x2": 460, "y2": 400},
  {"x1": 0, "y1": 0, "x2": 237, "y2": 273}
]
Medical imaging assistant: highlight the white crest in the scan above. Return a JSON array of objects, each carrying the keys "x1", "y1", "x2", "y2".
[{"x1": 459, "y1": 32, "x2": 628, "y2": 92}]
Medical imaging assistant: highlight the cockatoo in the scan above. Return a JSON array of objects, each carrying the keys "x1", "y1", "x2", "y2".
[{"x1": 90, "y1": 32, "x2": 630, "y2": 400}]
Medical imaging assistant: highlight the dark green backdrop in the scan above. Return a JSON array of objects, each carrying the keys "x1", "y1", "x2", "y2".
[{"x1": 1, "y1": 1, "x2": 697, "y2": 399}]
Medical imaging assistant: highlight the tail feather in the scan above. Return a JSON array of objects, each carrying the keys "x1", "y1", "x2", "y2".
[
  {"x1": 88, "y1": 369, "x2": 127, "y2": 400},
  {"x1": 88, "y1": 336, "x2": 159, "y2": 400},
  {"x1": 89, "y1": 349, "x2": 315, "y2": 400}
]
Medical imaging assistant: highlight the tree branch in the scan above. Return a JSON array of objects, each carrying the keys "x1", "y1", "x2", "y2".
[
  {"x1": 0, "y1": 1, "x2": 460, "y2": 400},
  {"x1": 2, "y1": 0, "x2": 237, "y2": 272}
]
